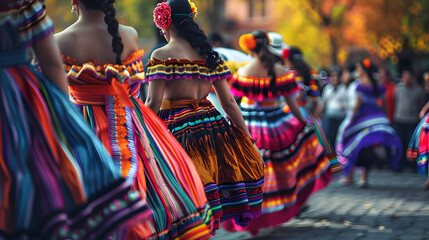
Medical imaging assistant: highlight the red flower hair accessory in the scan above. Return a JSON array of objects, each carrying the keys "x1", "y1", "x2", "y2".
[
  {"x1": 154, "y1": 2, "x2": 172, "y2": 29},
  {"x1": 281, "y1": 47, "x2": 290, "y2": 60},
  {"x1": 363, "y1": 58, "x2": 371, "y2": 69}
]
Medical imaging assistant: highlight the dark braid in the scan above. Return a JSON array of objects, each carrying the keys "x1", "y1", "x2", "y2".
[
  {"x1": 167, "y1": 0, "x2": 222, "y2": 71},
  {"x1": 361, "y1": 60, "x2": 380, "y2": 97},
  {"x1": 251, "y1": 31, "x2": 277, "y2": 92},
  {"x1": 79, "y1": 0, "x2": 124, "y2": 64}
]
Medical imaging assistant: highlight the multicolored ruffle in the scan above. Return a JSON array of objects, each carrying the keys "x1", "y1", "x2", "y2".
[
  {"x1": 230, "y1": 72, "x2": 300, "y2": 101},
  {"x1": 0, "y1": 0, "x2": 55, "y2": 48},
  {"x1": 145, "y1": 58, "x2": 232, "y2": 82}
]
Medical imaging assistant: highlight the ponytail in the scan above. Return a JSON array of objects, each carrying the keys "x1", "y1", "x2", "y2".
[
  {"x1": 259, "y1": 46, "x2": 277, "y2": 92},
  {"x1": 239, "y1": 31, "x2": 277, "y2": 93}
]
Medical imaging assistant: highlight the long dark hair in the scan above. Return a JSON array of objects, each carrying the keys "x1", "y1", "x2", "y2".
[
  {"x1": 288, "y1": 47, "x2": 311, "y2": 86},
  {"x1": 79, "y1": 0, "x2": 123, "y2": 64},
  {"x1": 361, "y1": 59, "x2": 380, "y2": 97},
  {"x1": 166, "y1": 0, "x2": 222, "y2": 71},
  {"x1": 249, "y1": 30, "x2": 277, "y2": 92}
]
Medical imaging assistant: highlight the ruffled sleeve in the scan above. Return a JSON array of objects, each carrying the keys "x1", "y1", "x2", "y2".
[
  {"x1": 229, "y1": 72, "x2": 300, "y2": 101},
  {"x1": 145, "y1": 58, "x2": 232, "y2": 82},
  {"x1": 295, "y1": 76, "x2": 320, "y2": 98},
  {"x1": 0, "y1": 0, "x2": 55, "y2": 48}
]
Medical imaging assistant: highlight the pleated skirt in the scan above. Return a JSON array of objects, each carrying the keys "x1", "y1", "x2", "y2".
[
  {"x1": 158, "y1": 98, "x2": 265, "y2": 231},
  {"x1": 223, "y1": 100, "x2": 333, "y2": 235}
]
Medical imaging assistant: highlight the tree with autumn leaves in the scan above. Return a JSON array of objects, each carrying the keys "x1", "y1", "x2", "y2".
[
  {"x1": 45, "y1": 0, "x2": 428, "y2": 71},
  {"x1": 274, "y1": 0, "x2": 429, "y2": 72}
]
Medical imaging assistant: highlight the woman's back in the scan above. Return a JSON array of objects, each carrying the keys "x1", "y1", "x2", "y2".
[
  {"x1": 151, "y1": 39, "x2": 213, "y2": 100},
  {"x1": 55, "y1": 21, "x2": 138, "y2": 64}
]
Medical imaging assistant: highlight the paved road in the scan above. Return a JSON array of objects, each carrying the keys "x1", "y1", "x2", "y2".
[{"x1": 213, "y1": 169, "x2": 429, "y2": 240}]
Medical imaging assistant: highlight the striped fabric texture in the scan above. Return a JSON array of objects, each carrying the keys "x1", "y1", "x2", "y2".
[
  {"x1": 336, "y1": 84, "x2": 402, "y2": 176},
  {"x1": 223, "y1": 74, "x2": 334, "y2": 235},
  {"x1": 158, "y1": 98, "x2": 265, "y2": 232},
  {"x1": 0, "y1": 1, "x2": 150, "y2": 236},
  {"x1": 63, "y1": 51, "x2": 214, "y2": 239},
  {"x1": 145, "y1": 58, "x2": 232, "y2": 82}
]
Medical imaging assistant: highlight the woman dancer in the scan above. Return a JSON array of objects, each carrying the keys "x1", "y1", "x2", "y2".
[
  {"x1": 145, "y1": 0, "x2": 264, "y2": 231},
  {"x1": 336, "y1": 59, "x2": 402, "y2": 187},
  {"x1": 282, "y1": 46, "x2": 340, "y2": 165},
  {"x1": 55, "y1": 0, "x2": 213, "y2": 239},
  {"x1": 224, "y1": 31, "x2": 334, "y2": 235},
  {"x1": 0, "y1": 0, "x2": 149, "y2": 239},
  {"x1": 408, "y1": 93, "x2": 429, "y2": 189}
]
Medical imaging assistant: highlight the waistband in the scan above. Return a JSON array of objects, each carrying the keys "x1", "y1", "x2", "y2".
[
  {"x1": 0, "y1": 49, "x2": 29, "y2": 67},
  {"x1": 240, "y1": 96, "x2": 278, "y2": 107},
  {"x1": 160, "y1": 97, "x2": 213, "y2": 110},
  {"x1": 69, "y1": 78, "x2": 138, "y2": 107}
]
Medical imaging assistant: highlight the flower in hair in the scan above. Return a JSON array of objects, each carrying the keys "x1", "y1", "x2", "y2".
[
  {"x1": 154, "y1": 2, "x2": 172, "y2": 29},
  {"x1": 363, "y1": 58, "x2": 371, "y2": 69},
  {"x1": 239, "y1": 34, "x2": 256, "y2": 51},
  {"x1": 281, "y1": 47, "x2": 290, "y2": 60},
  {"x1": 188, "y1": 0, "x2": 198, "y2": 18}
]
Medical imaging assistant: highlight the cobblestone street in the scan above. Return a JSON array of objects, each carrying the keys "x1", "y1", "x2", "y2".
[{"x1": 214, "y1": 169, "x2": 429, "y2": 240}]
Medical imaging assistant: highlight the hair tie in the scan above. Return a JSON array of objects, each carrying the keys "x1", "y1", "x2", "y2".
[{"x1": 239, "y1": 34, "x2": 257, "y2": 51}]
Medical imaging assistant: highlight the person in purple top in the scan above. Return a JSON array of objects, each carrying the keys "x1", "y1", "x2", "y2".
[{"x1": 336, "y1": 59, "x2": 402, "y2": 188}]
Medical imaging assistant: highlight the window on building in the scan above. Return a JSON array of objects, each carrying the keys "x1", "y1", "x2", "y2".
[{"x1": 248, "y1": 0, "x2": 267, "y2": 19}]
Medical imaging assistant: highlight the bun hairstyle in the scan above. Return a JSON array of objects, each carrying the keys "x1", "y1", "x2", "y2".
[
  {"x1": 239, "y1": 30, "x2": 277, "y2": 92},
  {"x1": 284, "y1": 47, "x2": 312, "y2": 86},
  {"x1": 361, "y1": 58, "x2": 380, "y2": 97},
  {"x1": 79, "y1": 0, "x2": 123, "y2": 64},
  {"x1": 163, "y1": 0, "x2": 222, "y2": 71}
]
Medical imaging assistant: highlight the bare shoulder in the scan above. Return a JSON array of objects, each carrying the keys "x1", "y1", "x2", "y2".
[
  {"x1": 274, "y1": 63, "x2": 288, "y2": 76},
  {"x1": 54, "y1": 26, "x2": 77, "y2": 55},
  {"x1": 236, "y1": 62, "x2": 252, "y2": 76},
  {"x1": 119, "y1": 25, "x2": 138, "y2": 40},
  {"x1": 150, "y1": 44, "x2": 172, "y2": 60}
]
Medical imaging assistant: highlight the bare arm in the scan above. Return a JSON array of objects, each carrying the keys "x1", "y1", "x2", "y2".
[
  {"x1": 285, "y1": 95, "x2": 307, "y2": 124},
  {"x1": 145, "y1": 79, "x2": 166, "y2": 115},
  {"x1": 33, "y1": 34, "x2": 68, "y2": 93},
  {"x1": 353, "y1": 95, "x2": 362, "y2": 114},
  {"x1": 420, "y1": 101, "x2": 429, "y2": 119},
  {"x1": 213, "y1": 79, "x2": 252, "y2": 137}
]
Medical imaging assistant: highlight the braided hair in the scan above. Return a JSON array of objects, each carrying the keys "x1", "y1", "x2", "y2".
[
  {"x1": 166, "y1": 0, "x2": 222, "y2": 71},
  {"x1": 288, "y1": 47, "x2": 311, "y2": 86},
  {"x1": 79, "y1": 0, "x2": 123, "y2": 64}
]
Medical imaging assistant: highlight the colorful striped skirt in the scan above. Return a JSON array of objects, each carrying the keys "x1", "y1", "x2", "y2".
[
  {"x1": 408, "y1": 113, "x2": 429, "y2": 176},
  {"x1": 158, "y1": 98, "x2": 265, "y2": 231},
  {"x1": 223, "y1": 98, "x2": 333, "y2": 235},
  {"x1": 68, "y1": 78, "x2": 214, "y2": 239},
  {"x1": 336, "y1": 105, "x2": 402, "y2": 175},
  {"x1": 0, "y1": 49, "x2": 149, "y2": 239}
]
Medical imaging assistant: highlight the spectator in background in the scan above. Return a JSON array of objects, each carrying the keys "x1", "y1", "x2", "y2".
[
  {"x1": 379, "y1": 67, "x2": 396, "y2": 123},
  {"x1": 394, "y1": 70, "x2": 426, "y2": 171},
  {"x1": 320, "y1": 68, "x2": 347, "y2": 146},
  {"x1": 336, "y1": 64, "x2": 358, "y2": 146}
]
